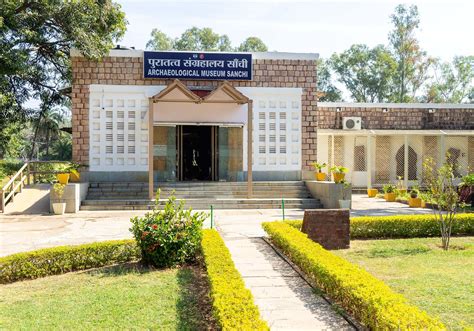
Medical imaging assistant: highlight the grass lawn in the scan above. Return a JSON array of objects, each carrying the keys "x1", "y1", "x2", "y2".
[
  {"x1": 0, "y1": 263, "x2": 215, "y2": 330},
  {"x1": 334, "y1": 236, "x2": 474, "y2": 329}
]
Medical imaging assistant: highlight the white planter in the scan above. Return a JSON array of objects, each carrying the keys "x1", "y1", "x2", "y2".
[
  {"x1": 52, "y1": 202, "x2": 66, "y2": 215},
  {"x1": 339, "y1": 199, "x2": 351, "y2": 209}
]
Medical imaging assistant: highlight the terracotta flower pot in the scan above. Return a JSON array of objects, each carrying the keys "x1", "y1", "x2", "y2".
[
  {"x1": 421, "y1": 200, "x2": 427, "y2": 208},
  {"x1": 57, "y1": 173, "x2": 70, "y2": 185},
  {"x1": 315, "y1": 172, "x2": 327, "y2": 181},
  {"x1": 367, "y1": 188, "x2": 378, "y2": 198},
  {"x1": 385, "y1": 192, "x2": 397, "y2": 202},
  {"x1": 333, "y1": 172, "x2": 345, "y2": 183},
  {"x1": 409, "y1": 197, "x2": 422, "y2": 208}
]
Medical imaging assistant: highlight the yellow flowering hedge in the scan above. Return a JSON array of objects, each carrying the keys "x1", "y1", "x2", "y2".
[
  {"x1": 285, "y1": 213, "x2": 474, "y2": 239},
  {"x1": 201, "y1": 229, "x2": 268, "y2": 331},
  {"x1": 262, "y1": 222, "x2": 445, "y2": 330}
]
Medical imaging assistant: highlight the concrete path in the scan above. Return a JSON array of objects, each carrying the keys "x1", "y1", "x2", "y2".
[
  {"x1": 215, "y1": 209, "x2": 353, "y2": 330},
  {"x1": 4, "y1": 184, "x2": 50, "y2": 215},
  {"x1": 351, "y1": 194, "x2": 431, "y2": 217}
]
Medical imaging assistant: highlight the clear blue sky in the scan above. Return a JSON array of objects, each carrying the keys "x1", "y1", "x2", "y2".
[{"x1": 117, "y1": 0, "x2": 473, "y2": 60}]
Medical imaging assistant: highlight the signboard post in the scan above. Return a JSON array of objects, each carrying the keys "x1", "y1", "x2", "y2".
[{"x1": 144, "y1": 51, "x2": 252, "y2": 81}]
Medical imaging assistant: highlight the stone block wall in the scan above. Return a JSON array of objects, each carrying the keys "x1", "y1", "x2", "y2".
[
  {"x1": 71, "y1": 54, "x2": 318, "y2": 170},
  {"x1": 302, "y1": 209, "x2": 350, "y2": 249},
  {"x1": 317, "y1": 105, "x2": 474, "y2": 130}
]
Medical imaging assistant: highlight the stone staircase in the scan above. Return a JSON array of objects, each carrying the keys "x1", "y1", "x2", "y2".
[{"x1": 80, "y1": 181, "x2": 322, "y2": 210}]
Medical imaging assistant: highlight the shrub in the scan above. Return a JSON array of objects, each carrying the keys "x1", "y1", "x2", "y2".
[
  {"x1": 285, "y1": 213, "x2": 474, "y2": 239},
  {"x1": 0, "y1": 240, "x2": 139, "y2": 284},
  {"x1": 262, "y1": 222, "x2": 444, "y2": 329},
  {"x1": 383, "y1": 183, "x2": 396, "y2": 193},
  {"x1": 201, "y1": 229, "x2": 268, "y2": 331},
  {"x1": 130, "y1": 194, "x2": 206, "y2": 268}
]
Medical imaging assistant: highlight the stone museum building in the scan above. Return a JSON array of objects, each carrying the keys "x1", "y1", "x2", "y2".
[{"x1": 71, "y1": 47, "x2": 473, "y2": 206}]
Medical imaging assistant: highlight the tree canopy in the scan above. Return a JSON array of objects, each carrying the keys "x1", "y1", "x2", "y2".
[
  {"x1": 0, "y1": 0, "x2": 127, "y2": 157},
  {"x1": 146, "y1": 27, "x2": 268, "y2": 52}
]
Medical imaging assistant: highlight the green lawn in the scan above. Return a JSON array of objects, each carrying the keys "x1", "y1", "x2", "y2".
[
  {"x1": 334, "y1": 236, "x2": 474, "y2": 329},
  {"x1": 0, "y1": 263, "x2": 215, "y2": 330}
]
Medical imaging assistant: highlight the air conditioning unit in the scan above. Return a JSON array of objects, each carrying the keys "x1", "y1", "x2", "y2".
[{"x1": 343, "y1": 117, "x2": 362, "y2": 130}]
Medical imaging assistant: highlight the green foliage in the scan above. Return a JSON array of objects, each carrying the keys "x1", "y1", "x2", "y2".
[
  {"x1": 146, "y1": 27, "x2": 268, "y2": 52},
  {"x1": 52, "y1": 183, "x2": 65, "y2": 199},
  {"x1": 311, "y1": 162, "x2": 327, "y2": 172},
  {"x1": 1, "y1": 0, "x2": 127, "y2": 157},
  {"x1": 423, "y1": 157, "x2": 466, "y2": 251},
  {"x1": 285, "y1": 213, "x2": 474, "y2": 239},
  {"x1": 262, "y1": 222, "x2": 444, "y2": 329},
  {"x1": 201, "y1": 229, "x2": 268, "y2": 330},
  {"x1": 330, "y1": 44, "x2": 397, "y2": 102},
  {"x1": 424, "y1": 55, "x2": 474, "y2": 103},
  {"x1": 388, "y1": 4, "x2": 434, "y2": 102},
  {"x1": 330, "y1": 165, "x2": 348, "y2": 173},
  {"x1": 0, "y1": 240, "x2": 139, "y2": 284},
  {"x1": 130, "y1": 193, "x2": 206, "y2": 267},
  {"x1": 237, "y1": 37, "x2": 268, "y2": 52},
  {"x1": 459, "y1": 173, "x2": 474, "y2": 187},
  {"x1": 316, "y1": 58, "x2": 343, "y2": 102},
  {"x1": 0, "y1": 159, "x2": 23, "y2": 182},
  {"x1": 383, "y1": 183, "x2": 396, "y2": 193}
]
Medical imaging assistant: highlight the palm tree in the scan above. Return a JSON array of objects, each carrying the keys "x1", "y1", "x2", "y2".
[{"x1": 30, "y1": 108, "x2": 64, "y2": 159}]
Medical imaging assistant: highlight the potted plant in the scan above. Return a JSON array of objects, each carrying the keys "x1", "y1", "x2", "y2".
[
  {"x1": 330, "y1": 165, "x2": 348, "y2": 183},
  {"x1": 419, "y1": 191, "x2": 429, "y2": 208},
  {"x1": 458, "y1": 173, "x2": 473, "y2": 207},
  {"x1": 338, "y1": 180, "x2": 352, "y2": 209},
  {"x1": 383, "y1": 184, "x2": 397, "y2": 202},
  {"x1": 408, "y1": 189, "x2": 422, "y2": 208},
  {"x1": 51, "y1": 183, "x2": 66, "y2": 215},
  {"x1": 68, "y1": 162, "x2": 82, "y2": 183},
  {"x1": 56, "y1": 164, "x2": 70, "y2": 185},
  {"x1": 311, "y1": 162, "x2": 327, "y2": 181},
  {"x1": 367, "y1": 187, "x2": 378, "y2": 198}
]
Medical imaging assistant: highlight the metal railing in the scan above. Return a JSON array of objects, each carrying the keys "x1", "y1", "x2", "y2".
[{"x1": 0, "y1": 160, "x2": 71, "y2": 213}]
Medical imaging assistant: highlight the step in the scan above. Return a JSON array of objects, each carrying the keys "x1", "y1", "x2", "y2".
[{"x1": 80, "y1": 198, "x2": 322, "y2": 211}]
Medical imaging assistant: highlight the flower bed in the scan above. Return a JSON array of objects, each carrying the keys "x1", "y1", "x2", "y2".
[
  {"x1": 0, "y1": 240, "x2": 140, "y2": 284},
  {"x1": 285, "y1": 213, "x2": 474, "y2": 239},
  {"x1": 201, "y1": 229, "x2": 268, "y2": 330},
  {"x1": 262, "y1": 221, "x2": 444, "y2": 329}
]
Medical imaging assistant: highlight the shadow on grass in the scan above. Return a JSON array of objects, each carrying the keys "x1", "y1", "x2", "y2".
[
  {"x1": 84, "y1": 262, "x2": 153, "y2": 277},
  {"x1": 176, "y1": 264, "x2": 217, "y2": 331}
]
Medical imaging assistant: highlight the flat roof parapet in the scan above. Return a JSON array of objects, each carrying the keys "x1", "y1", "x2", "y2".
[
  {"x1": 318, "y1": 102, "x2": 474, "y2": 109},
  {"x1": 70, "y1": 48, "x2": 318, "y2": 61}
]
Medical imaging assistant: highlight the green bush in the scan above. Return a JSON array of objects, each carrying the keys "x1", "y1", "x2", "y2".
[
  {"x1": 0, "y1": 240, "x2": 139, "y2": 284},
  {"x1": 262, "y1": 222, "x2": 444, "y2": 329},
  {"x1": 201, "y1": 229, "x2": 268, "y2": 330},
  {"x1": 130, "y1": 194, "x2": 206, "y2": 268},
  {"x1": 285, "y1": 213, "x2": 474, "y2": 239}
]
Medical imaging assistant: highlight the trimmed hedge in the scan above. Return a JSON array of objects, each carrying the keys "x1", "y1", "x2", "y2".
[
  {"x1": 201, "y1": 229, "x2": 268, "y2": 330},
  {"x1": 0, "y1": 240, "x2": 140, "y2": 284},
  {"x1": 285, "y1": 213, "x2": 474, "y2": 239},
  {"x1": 262, "y1": 222, "x2": 444, "y2": 329}
]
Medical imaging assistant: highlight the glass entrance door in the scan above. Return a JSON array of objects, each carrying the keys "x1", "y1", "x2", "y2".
[{"x1": 177, "y1": 125, "x2": 214, "y2": 181}]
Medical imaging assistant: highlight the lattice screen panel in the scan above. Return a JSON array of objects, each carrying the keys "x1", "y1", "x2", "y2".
[
  {"x1": 252, "y1": 97, "x2": 301, "y2": 171},
  {"x1": 89, "y1": 93, "x2": 149, "y2": 171}
]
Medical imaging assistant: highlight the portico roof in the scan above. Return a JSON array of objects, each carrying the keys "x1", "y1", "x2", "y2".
[{"x1": 150, "y1": 79, "x2": 249, "y2": 104}]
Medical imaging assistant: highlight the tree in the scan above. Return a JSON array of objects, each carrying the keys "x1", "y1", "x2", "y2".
[
  {"x1": 330, "y1": 44, "x2": 397, "y2": 102},
  {"x1": 316, "y1": 59, "x2": 343, "y2": 102},
  {"x1": 146, "y1": 27, "x2": 268, "y2": 52},
  {"x1": 0, "y1": 0, "x2": 127, "y2": 158},
  {"x1": 145, "y1": 28, "x2": 174, "y2": 50},
  {"x1": 388, "y1": 4, "x2": 434, "y2": 102},
  {"x1": 424, "y1": 56, "x2": 474, "y2": 103},
  {"x1": 237, "y1": 37, "x2": 268, "y2": 52},
  {"x1": 423, "y1": 157, "x2": 465, "y2": 251},
  {"x1": 32, "y1": 108, "x2": 64, "y2": 158}
]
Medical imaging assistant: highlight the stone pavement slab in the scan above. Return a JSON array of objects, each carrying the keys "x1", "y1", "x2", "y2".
[{"x1": 223, "y1": 237, "x2": 353, "y2": 330}]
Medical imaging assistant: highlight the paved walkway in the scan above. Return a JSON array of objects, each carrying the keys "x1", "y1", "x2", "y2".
[{"x1": 216, "y1": 209, "x2": 353, "y2": 330}]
